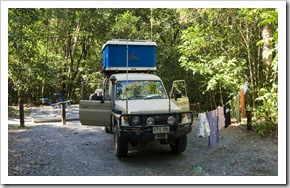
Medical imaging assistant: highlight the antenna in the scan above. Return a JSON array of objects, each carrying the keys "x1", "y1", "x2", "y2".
[
  {"x1": 150, "y1": 8, "x2": 153, "y2": 41},
  {"x1": 126, "y1": 40, "x2": 129, "y2": 114},
  {"x1": 169, "y1": 89, "x2": 171, "y2": 113}
]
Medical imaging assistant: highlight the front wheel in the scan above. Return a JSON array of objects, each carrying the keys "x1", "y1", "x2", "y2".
[
  {"x1": 114, "y1": 125, "x2": 128, "y2": 158},
  {"x1": 170, "y1": 135, "x2": 187, "y2": 154}
]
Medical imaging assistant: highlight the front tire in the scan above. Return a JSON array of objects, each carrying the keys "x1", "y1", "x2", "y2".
[
  {"x1": 170, "y1": 135, "x2": 187, "y2": 154},
  {"x1": 114, "y1": 125, "x2": 128, "y2": 158}
]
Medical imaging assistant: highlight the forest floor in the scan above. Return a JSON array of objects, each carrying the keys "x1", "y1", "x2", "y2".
[{"x1": 7, "y1": 105, "x2": 278, "y2": 181}]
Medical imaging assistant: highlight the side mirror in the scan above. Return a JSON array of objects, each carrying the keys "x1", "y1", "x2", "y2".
[{"x1": 175, "y1": 93, "x2": 182, "y2": 101}]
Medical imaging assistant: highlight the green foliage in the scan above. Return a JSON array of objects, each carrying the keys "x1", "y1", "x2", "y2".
[
  {"x1": 111, "y1": 11, "x2": 141, "y2": 39},
  {"x1": 178, "y1": 9, "x2": 252, "y2": 108},
  {"x1": 258, "y1": 8, "x2": 278, "y2": 27},
  {"x1": 7, "y1": 8, "x2": 279, "y2": 131},
  {"x1": 178, "y1": 8, "x2": 278, "y2": 114},
  {"x1": 252, "y1": 122, "x2": 278, "y2": 138},
  {"x1": 254, "y1": 83, "x2": 278, "y2": 124},
  {"x1": 251, "y1": 8, "x2": 278, "y2": 128},
  {"x1": 8, "y1": 106, "x2": 30, "y2": 117}
]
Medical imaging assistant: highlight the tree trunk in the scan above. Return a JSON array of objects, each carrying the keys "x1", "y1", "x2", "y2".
[
  {"x1": 219, "y1": 83, "x2": 223, "y2": 106},
  {"x1": 262, "y1": 25, "x2": 272, "y2": 86},
  {"x1": 41, "y1": 80, "x2": 45, "y2": 99},
  {"x1": 245, "y1": 24, "x2": 255, "y2": 109},
  {"x1": 212, "y1": 91, "x2": 217, "y2": 109},
  {"x1": 247, "y1": 49, "x2": 255, "y2": 108},
  {"x1": 237, "y1": 21, "x2": 255, "y2": 108}
]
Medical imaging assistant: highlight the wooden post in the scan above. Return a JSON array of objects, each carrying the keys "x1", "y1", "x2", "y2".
[
  {"x1": 19, "y1": 102, "x2": 25, "y2": 127},
  {"x1": 18, "y1": 92, "x2": 25, "y2": 127},
  {"x1": 61, "y1": 103, "x2": 66, "y2": 125}
]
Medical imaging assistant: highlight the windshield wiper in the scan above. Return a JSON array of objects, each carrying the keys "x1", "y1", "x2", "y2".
[
  {"x1": 125, "y1": 95, "x2": 146, "y2": 100},
  {"x1": 145, "y1": 95, "x2": 165, "y2": 99}
]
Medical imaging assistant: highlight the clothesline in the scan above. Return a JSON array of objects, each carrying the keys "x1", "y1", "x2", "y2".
[
  {"x1": 197, "y1": 83, "x2": 248, "y2": 116},
  {"x1": 201, "y1": 82, "x2": 248, "y2": 113},
  {"x1": 195, "y1": 83, "x2": 249, "y2": 148}
]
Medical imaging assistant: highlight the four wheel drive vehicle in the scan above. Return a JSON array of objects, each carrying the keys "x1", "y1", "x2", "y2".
[
  {"x1": 79, "y1": 73, "x2": 193, "y2": 158},
  {"x1": 79, "y1": 39, "x2": 193, "y2": 158}
]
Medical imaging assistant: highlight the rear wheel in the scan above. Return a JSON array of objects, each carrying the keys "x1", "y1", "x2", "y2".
[
  {"x1": 114, "y1": 125, "x2": 128, "y2": 158},
  {"x1": 170, "y1": 135, "x2": 187, "y2": 154}
]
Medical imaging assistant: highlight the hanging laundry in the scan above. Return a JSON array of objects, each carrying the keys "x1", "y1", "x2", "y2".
[
  {"x1": 217, "y1": 106, "x2": 225, "y2": 130},
  {"x1": 196, "y1": 112, "x2": 210, "y2": 138},
  {"x1": 207, "y1": 110, "x2": 219, "y2": 147},
  {"x1": 235, "y1": 93, "x2": 240, "y2": 123},
  {"x1": 244, "y1": 83, "x2": 249, "y2": 95},
  {"x1": 240, "y1": 88, "x2": 246, "y2": 117},
  {"x1": 224, "y1": 103, "x2": 231, "y2": 128},
  {"x1": 214, "y1": 109, "x2": 219, "y2": 144}
]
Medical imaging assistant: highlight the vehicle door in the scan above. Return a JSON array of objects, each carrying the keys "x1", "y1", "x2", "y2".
[
  {"x1": 79, "y1": 99, "x2": 111, "y2": 127},
  {"x1": 79, "y1": 78, "x2": 112, "y2": 127},
  {"x1": 170, "y1": 80, "x2": 190, "y2": 111}
]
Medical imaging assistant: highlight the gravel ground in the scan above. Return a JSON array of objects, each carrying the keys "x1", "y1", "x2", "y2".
[{"x1": 7, "y1": 106, "x2": 278, "y2": 177}]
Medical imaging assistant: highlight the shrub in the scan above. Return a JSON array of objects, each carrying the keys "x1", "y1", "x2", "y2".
[{"x1": 252, "y1": 121, "x2": 278, "y2": 138}]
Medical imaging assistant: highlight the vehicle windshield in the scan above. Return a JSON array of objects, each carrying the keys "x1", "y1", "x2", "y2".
[{"x1": 116, "y1": 80, "x2": 167, "y2": 100}]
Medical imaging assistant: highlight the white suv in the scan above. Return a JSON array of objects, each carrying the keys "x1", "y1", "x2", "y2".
[{"x1": 79, "y1": 73, "x2": 193, "y2": 158}]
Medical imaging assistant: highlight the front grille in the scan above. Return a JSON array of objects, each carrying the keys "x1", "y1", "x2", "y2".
[{"x1": 129, "y1": 113, "x2": 182, "y2": 126}]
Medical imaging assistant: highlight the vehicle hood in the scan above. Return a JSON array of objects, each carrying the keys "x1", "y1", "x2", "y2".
[{"x1": 115, "y1": 99, "x2": 181, "y2": 114}]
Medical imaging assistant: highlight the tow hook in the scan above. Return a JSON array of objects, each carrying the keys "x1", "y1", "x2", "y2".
[{"x1": 155, "y1": 134, "x2": 168, "y2": 141}]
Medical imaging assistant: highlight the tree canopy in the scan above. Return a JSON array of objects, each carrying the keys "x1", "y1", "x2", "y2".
[{"x1": 8, "y1": 8, "x2": 278, "y2": 125}]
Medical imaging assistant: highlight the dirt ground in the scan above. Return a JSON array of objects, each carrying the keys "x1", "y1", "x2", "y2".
[{"x1": 7, "y1": 105, "x2": 279, "y2": 181}]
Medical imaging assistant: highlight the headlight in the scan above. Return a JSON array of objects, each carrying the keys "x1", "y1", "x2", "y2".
[
  {"x1": 122, "y1": 116, "x2": 129, "y2": 121},
  {"x1": 146, "y1": 117, "x2": 155, "y2": 125},
  {"x1": 167, "y1": 116, "x2": 175, "y2": 125},
  {"x1": 131, "y1": 116, "x2": 140, "y2": 125}
]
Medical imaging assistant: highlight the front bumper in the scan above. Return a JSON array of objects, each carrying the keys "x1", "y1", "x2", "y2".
[{"x1": 117, "y1": 112, "x2": 193, "y2": 141}]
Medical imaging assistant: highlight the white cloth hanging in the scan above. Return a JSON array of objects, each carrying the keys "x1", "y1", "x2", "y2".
[{"x1": 196, "y1": 112, "x2": 210, "y2": 137}]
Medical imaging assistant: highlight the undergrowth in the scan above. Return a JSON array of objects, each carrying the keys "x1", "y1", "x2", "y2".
[
  {"x1": 8, "y1": 106, "x2": 30, "y2": 118},
  {"x1": 252, "y1": 121, "x2": 278, "y2": 139}
]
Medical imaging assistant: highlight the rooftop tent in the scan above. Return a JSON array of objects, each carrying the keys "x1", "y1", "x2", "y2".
[{"x1": 102, "y1": 39, "x2": 157, "y2": 72}]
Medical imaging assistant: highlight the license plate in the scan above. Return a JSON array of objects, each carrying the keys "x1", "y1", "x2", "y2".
[{"x1": 153, "y1": 126, "x2": 170, "y2": 134}]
